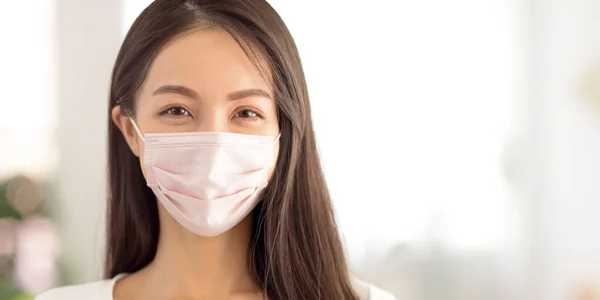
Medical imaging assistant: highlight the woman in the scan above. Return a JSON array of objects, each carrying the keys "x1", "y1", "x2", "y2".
[{"x1": 37, "y1": 0, "x2": 396, "y2": 299}]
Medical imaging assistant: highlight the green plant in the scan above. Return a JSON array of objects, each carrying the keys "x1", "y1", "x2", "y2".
[{"x1": 0, "y1": 175, "x2": 60, "y2": 299}]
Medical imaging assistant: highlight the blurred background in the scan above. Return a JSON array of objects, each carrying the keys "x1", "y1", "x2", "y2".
[{"x1": 1, "y1": 0, "x2": 600, "y2": 299}]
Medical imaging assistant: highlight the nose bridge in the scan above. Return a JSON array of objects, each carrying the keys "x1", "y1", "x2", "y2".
[{"x1": 196, "y1": 104, "x2": 227, "y2": 132}]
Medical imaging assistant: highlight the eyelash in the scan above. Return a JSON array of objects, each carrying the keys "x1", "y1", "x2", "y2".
[
  {"x1": 234, "y1": 108, "x2": 264, "y2": 122},
  {"x1": 159, "y1": 106, "x2": 191, "y2": 118},
  {"x1": 158, "y1": 106, "x2": 264, "y2": 122}
]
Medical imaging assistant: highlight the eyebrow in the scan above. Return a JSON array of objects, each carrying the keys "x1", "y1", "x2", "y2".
[
  {"x1": 153, "y1": 85, "x2": 198, "y2": 99},
  {"x1": 227, "y1": 89, "x2": 271, "y2": 101},
  {"x1": 152, "y1": 85, "x2": 271, "y2": 101}
]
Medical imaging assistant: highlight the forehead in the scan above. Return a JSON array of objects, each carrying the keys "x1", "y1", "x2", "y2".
[{"x1": 142, "y1": 27, "x2": 270, "y2": 97}]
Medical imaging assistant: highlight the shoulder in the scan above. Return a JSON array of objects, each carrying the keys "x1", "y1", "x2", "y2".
[
  {"x1": 351, "y1": 277, "x2": 398, "y2": 300},
  {"x1": 35, "y1": 279, "x2": 114, "y2": 300}
]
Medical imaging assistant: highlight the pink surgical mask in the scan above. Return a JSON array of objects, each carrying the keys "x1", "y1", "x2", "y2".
[{"x1": 130, "y1": 119, "x2": 279, "y2": 237}]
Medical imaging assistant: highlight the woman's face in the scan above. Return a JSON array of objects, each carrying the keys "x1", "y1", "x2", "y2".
[{"x1": 113, "y1": 27, "x2": 280, "y2": 179}]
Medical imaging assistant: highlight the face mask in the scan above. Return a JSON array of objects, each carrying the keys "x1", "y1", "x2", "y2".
[{"x1": 130, "y1": 119, "x2": 279, "y2": 237}]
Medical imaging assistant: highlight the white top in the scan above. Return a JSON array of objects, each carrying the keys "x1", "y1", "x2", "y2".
[{"x1": 35, "y1": 274, "x2": 397, "y2": 300}]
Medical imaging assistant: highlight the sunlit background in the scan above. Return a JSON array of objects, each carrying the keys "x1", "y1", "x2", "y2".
[{"x1": 1, "y1": 0, "x2": 600, "y2": 299}]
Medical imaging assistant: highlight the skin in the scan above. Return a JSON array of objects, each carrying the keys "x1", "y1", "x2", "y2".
[{"x1": 111, "y1": 27, "x2": 280, "y2": 300}]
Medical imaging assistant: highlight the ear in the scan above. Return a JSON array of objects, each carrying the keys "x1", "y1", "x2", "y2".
[{"x1": 112, "y1": 105, "x2": 141, "y2": 157}]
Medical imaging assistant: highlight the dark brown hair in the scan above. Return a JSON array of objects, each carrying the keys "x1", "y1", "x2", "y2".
[{"x1": 106, "y1": 0, "x2": 358, "y2": 299}]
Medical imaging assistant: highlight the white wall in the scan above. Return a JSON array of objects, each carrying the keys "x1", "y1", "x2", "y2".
[
  {"x1": 268, "y1": 0, "x2": 522, "y2": 262},
  {"x1": 530, "y1": 0, "x2": 600, "y2": 298},
  {"x1": 55, "y1": 0, "x2": 121, "y2": 281},
  {"x1": 0, "y1": 0, "x2": 57, "y2": 180}
]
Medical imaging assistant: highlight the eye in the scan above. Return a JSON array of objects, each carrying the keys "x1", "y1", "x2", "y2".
[
  {"x1": 234, "y1": 108, "x2": 263, "y2": 120},
  {"x1": 160, "y1": 106, "x2": 191, "y2": 117}
]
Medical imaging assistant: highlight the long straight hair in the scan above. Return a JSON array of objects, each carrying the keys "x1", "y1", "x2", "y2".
[{"x1": 106, "y1": 0, "x2": 358, "y2": 299}]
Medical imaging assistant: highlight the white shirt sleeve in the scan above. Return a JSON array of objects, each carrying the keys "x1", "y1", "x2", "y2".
[
  {"x1": 369, "y1": 284, "x2": 399, "y2": 300},
  {"x1": 35, "y1": 280, "x2": 114, "y2": 300},
  {"x1": 351, "y1": 277, "x2": 398, "y2": 300}
]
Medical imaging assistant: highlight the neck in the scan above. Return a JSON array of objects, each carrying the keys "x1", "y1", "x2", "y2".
[{"x1": 143, "y1": 207, "x2": 259, "y2": 298}]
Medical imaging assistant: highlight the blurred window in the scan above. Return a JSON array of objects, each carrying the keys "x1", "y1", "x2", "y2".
[{"x1": 0, "y1": 0, "x2": 57, "y2": 179}]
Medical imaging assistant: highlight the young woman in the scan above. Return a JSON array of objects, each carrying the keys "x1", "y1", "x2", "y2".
[{"x1": 37, "y1": 0, "x2": 396, "y2": 299}]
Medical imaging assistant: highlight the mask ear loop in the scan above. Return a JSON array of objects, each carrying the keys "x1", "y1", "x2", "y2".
[
  {"x1": 129, "y1": 117, "x2": 145, "y2": 143},
  {"x1": 273, "y1": 133, "x2": 281, "y2": 143}
]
